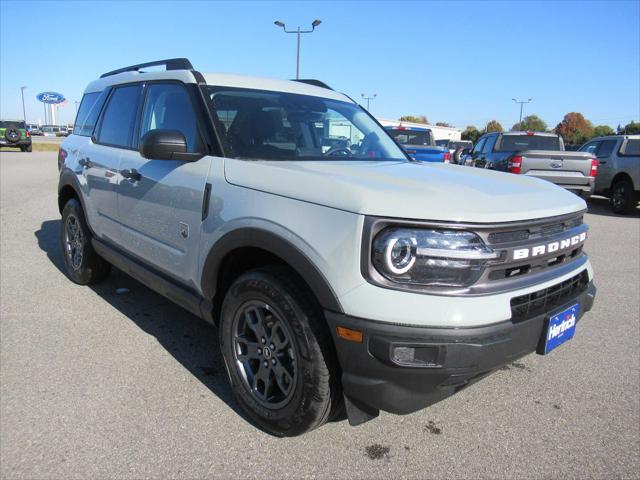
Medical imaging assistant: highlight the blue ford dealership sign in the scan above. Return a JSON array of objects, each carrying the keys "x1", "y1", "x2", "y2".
[{"x1": 36, "y1": 92, "x2": 65, "y2": 104}]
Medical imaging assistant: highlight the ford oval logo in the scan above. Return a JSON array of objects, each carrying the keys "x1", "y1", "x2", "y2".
[
  {"x1": 550, "y1": 160, "x2": 563, "y2": 169},
  {"x1": 36, "y1": 92, "x2": 65, "y2": 104}
]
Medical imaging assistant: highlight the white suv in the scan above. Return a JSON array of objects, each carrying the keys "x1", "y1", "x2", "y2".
[{"x1": 58, "y1": 58, "x2": 596, "y2": 436}]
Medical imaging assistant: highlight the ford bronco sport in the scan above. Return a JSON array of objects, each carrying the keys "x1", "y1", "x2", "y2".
[{"x1": 58, "y1": 59, "x2": 597, "y2": 436}]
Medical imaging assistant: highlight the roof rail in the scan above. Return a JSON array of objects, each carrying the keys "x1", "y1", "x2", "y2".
[
  {"x1": 292, "y1": 79, "x2": 333, "y2": 90},
  {"x1": 100, "y1": 58, "x2": 194, "y2": 78}
]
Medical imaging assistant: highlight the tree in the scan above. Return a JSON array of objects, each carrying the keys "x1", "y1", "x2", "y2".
[
  {"x1": 461, "y1": 125, "x2": 481, "y2": 143},
  {"x1": 399, "y1": 115, "x2": 429, "y2": 124},
  {"x1": 512, "y1": 115, "x2": 547, "y2": 132},
  {"x1": 593, "y1": 125, "x2": 615, "y2": 137},
  {"x1": 435, "y1": 122, "x2": 452, "y2": 127},
  {"x1": 554, "y1": 112, "x2": 594, "y2": 146},
  {"x1": 484, "y1": 120, "x2": 504, "y2": 133},
  {"x1": 622, "y1": 121, "x2": 640, "y2": 134}
]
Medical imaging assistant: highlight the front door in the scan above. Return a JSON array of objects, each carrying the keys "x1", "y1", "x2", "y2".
[{"x1": 116, "y1": 82, "x2": 212, "y2": 286}]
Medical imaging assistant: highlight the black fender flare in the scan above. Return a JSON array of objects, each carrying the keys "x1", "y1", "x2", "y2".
[
  {"x1": 57, "y1": 168, "x2": 85, "y2": 213},
  {"x1": 200, "y1": 228, "x2": 343, "y2": 313}
]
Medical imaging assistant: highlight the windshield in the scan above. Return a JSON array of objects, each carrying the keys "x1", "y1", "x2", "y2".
[
  {"x1": 387, "y1": 129, "x2": 433, "y2": 146},
  {"x1": 0, "y1": 121, "x2": 25, "y2": 129},
  {"x1": 497, "y1": 134, "x2": 561, "y2": 151},
  {"x1": 203, "y1": 86, "x2": 407, "y2": 161}
]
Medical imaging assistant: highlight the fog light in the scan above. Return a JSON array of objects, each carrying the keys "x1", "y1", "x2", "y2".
[{"x1": 392, "y1": 345, "x2": 440, "y2": 367}]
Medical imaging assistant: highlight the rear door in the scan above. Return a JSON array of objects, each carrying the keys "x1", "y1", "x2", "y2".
[
  {"x1": 81, "y1": 85, "x2": 143, "y2": 243},
  {"x1": 116, "y1": 82, "x2": 212, "y2": 285}
]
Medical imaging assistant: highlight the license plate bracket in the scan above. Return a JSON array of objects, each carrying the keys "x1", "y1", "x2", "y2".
[{"x1": 538, "y1": 303, "x2": 579, "y2": 355}]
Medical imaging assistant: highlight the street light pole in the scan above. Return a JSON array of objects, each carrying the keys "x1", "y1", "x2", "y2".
[
  {"x1": 20, "y1": 86, "x2": 27, "y2": 125},
  {"x1": 274, "y1": 19, "x2": 322, "y2": 79},
  {"x1": 512, "y1": 98, "x2": 532, "y2": 126},
  {"x1": 361, "y1": 93, "x2": 377, "y2": 111}
]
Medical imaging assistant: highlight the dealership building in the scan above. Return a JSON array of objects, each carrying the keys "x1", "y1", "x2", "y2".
[{"x1": 376, "y1": 118, "x2": 462, "y2": 141}]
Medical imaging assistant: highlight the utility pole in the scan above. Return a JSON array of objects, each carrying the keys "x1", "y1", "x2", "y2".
[
  {"x1": 361, "y1": 93, "x2": 377, "y2": 111},
  {"x1": 20, "y1": 86, "x2": 27, "y2": 125},
  {"x1": 512, "y1": 98, "x2": 532, "y2": 127},
  {"x1": 274, "y1": 19, "x2": 322, "y2": 79}
]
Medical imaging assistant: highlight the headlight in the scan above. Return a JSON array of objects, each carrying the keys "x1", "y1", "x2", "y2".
[{"x1": 372, "y1": 228, "x2": 499, "y2": 287}]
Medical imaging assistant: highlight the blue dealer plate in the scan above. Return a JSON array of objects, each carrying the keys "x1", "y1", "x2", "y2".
[{"x1": 542, "y1": 303, "x2": 579, "y2": 354}]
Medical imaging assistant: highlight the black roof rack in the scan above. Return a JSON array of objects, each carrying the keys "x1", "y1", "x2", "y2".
[
  {"x1": 292, "y1": 79, "x2": 333, "y2": 90},
  {"x1": 100, "y1": 58, "x2": 194, "y2": 79}
]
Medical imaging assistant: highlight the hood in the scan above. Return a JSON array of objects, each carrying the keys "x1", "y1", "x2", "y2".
[{"x1": 224, "y1": 159, "x2": 586, "y2": 223}]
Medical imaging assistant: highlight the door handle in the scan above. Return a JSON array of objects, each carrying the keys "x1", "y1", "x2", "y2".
[
  {"x1": 120, "y1": 168, "x2": 142, "y2": 182},
  {"x1": 78, "y1": 157, "x2": 93, "y2": 168}
]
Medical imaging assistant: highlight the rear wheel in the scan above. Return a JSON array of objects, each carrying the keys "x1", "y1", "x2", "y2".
[
  {"x1": 610, "y1": 179, "x2": 637, "y2": 214},
  {"x1": 220, "y1": 266, "x2": 340, "y2": 436},
  {"x1": 60, "y1": 198, "x2": 111, "y2": 284}
]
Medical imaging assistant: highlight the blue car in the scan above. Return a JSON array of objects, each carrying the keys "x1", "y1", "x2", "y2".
[{"x1": 385, "y1": 126, "x2": 451, "y2": 163}]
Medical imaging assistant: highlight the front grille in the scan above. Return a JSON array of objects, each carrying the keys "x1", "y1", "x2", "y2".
[
  {"x1": 487, "y1": 215, "x2": 583, "y2": 245},
  {"x1": 510, "y1": 270, "x2": 589, "y2": 321}
]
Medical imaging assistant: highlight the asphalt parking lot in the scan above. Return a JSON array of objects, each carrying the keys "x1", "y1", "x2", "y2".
[{"x1": 1, "y1": 151, "x2": 638, "y2": 479}]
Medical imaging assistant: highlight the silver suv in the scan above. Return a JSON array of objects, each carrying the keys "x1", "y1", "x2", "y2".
[
  {"x1": 58, "y1": 59, "x2": 597, "y2": 436},
  {"x1": 579, "y1": 135, "x2": 639, "y2": 214}
]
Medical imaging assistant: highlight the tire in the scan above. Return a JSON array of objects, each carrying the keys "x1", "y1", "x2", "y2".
[
  {"x1": 453, "y1": 148, "x2": 463, "y2": 164},
  {"x1": 60, "y1": 198, "x2": 111, "y2": 284},
  {"x1": 4, "y1": 127, "x2": 20, "y2": 144},
  {"x1": 220, "y1": 266, "x2": 340, "y2": 436},
  {"x1": 610, "y1": 179, "x2": 637, "y2": 214},
  {"x1": 24, "y1": 143, "x2": 32, "y2": 152}
]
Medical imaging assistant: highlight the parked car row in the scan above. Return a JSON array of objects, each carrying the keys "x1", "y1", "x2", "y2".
[{"x1": 388, "y1": 126, "x2": 638, "y2": 215}]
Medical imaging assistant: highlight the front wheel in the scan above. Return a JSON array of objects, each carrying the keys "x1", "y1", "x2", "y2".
[
  {"x1": 610, "y1": 179, "x2": 637, "y2": 214},
  {"x1": 220, "y1": 266, "x2": 340, "y2": 436},
  {"x1": 60, "y1": 198, "x2": 111, "y2": 284}
]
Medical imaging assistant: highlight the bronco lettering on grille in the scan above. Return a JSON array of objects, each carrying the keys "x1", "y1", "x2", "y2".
[{"x1": 513, "y1": 232, "x2": 587, "y2": 260}]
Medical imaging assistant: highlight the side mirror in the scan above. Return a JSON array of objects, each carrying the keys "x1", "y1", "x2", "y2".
[{"x1": 140, "y1": 129, "x2": 189, "y2": 160}]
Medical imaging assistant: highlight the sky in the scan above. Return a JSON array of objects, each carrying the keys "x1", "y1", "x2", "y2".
[{"x1": 1, "y1": 0, "x2": 639, "y2": 129}]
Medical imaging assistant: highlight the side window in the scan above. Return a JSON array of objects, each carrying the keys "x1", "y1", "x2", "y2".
[
  {"x1": 482, "y1": 134, "x2": 497, "y2": 153},
  {"x1": 595, "y1": 140, "x2": 616, "y2": 158},
  {"x1": 472, "y1": 137, "x2": 486, "y2": 154},
  {"x1": 96, "y1": 85, "x2": 143, "y2": 148},
  {"x1": 73, "y1": 91, "x2": 108, "y2": 136},
  {"x1": 140, "y1": 83, "x2": 201, "y2": 152},
  {"x1": 579, "y1": 141, "x2": 600, "y2": 155},
  {"x1": 621, "y1": 139, "x2": 640, "y2": 156}
]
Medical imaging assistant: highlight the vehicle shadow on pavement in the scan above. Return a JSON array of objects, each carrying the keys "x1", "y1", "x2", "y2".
[
  {"x1": 34, "y1": 219, "x2": 261, "y2": 431},
  {"x1": 586, "y1": 196, "x2": 640, "y2": 218}
]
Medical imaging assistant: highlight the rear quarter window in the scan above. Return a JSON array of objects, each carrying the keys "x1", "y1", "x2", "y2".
[
  {"x1": 621, "y1": 139, "x2": 640, "y2": 156},
  {"x1": 74, "y1": 91, "x2": 108, "y2": 136}
]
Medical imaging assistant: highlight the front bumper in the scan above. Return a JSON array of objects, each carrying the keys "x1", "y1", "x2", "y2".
[{"x1": 326, "y1": 281, "x2": 596, "y2": 421}]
